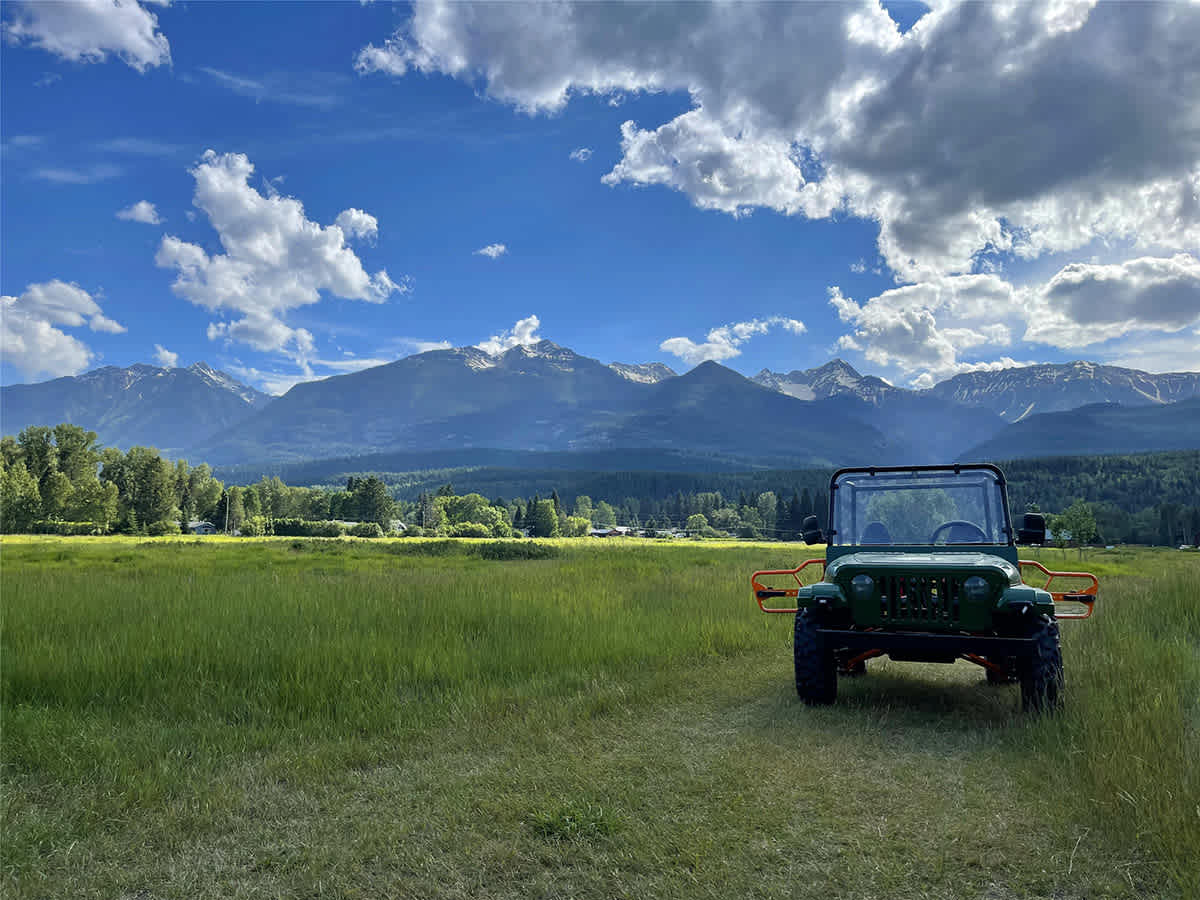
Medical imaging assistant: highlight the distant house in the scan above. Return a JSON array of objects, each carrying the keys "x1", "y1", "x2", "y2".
[
  {"x1": 589, "y1": 528, "x2": 621, "y2": 538},
  {"x1": 188, "y1": 520, "x2": 218, "y2": 535}
]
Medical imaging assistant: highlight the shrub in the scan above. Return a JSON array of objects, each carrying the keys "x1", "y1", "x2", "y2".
[
  {"x1": 349, "y1": 521, "x2": 384, "y2": 538},
  {"x1": 146, "y1": 519, "x2": 181, "y2": 536},
  {"x1": 271, "y1": 518, "x2": 344, "y2": 538},
  {"x1": 401, "y1": 525, "x2": 425, "y2": 537},
  {"x1": 30, "y1": 521, "x2": 105, "y2": 536},
  {"x1": 449, "y1": 522, "x2": 491, "y2": 538},
  {"x1": 241, "y1": 516, "x2": 271, "y2": 537},
  {"x1": 475, "y1": 541, "x2": 559, "y2": 561}
]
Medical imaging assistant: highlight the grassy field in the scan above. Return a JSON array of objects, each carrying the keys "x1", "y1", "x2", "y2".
[{"x1": 2, "y1": 536, "x2": 1197, "y2": 898}]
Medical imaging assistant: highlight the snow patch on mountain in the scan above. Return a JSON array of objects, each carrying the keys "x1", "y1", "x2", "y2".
[{"x1": 609, "y1": 362, "x2": 678, "y2": 384}]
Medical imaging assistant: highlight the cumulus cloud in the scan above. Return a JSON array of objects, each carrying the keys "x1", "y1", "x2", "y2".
[
  {"x1": 1024, "y1": 254, "x2": 1200, "y2": 348},
  {"x1": 334, "y1": 208, "x2": 378, "y2": 242},
  {"x1": 569, "y1": 147, "x2": 592, "y2": 162},
  {"x1": 3, "y1": 0, "x2": 171, "y2": 72},
  {"x1": 0, "y1": 279, "x2": 126, "y2": 379},
  {"x1": 829, "y1": 253, "x2": 1200, "y2": 384},
  {"x1": 474, "y1": 242, "x2": 507, "y2": 259},
  {"x1": 356, "y1": 2, "x2": 1200, "y2": 283},
  {"x1": 155, "y1": 150, "x2": 406, "y2": 367},
  {"x1": 660, "y1": 316, "x2": 806, "y2": 366},
  {"x1": 829, "y1": 278, "x2": 1028, "y2": 384},
  {"x1": 153, "y1": 343, "x2": 178, "y2": 368},
  {"x1": 477, "y1": 314, "x2": 541, "y2": 355},
  {"x1": 116, "y1": 200, "x2": 163, "y2": 225}
]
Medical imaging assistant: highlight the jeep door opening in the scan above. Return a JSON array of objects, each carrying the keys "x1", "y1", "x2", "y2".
[{"x1": 751, "y1": 464, "x2": 1098, "y2": 711}]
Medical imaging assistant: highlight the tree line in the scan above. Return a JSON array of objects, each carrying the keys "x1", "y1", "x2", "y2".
[
  {"x1": 0, "y1": 426, "x2": 399, "y2": 536},
  {"x1": 2, "y1": 425, "x2": 1197, "y2": 545}
]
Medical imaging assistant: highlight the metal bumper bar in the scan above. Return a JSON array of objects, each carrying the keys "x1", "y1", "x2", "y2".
[{"x1": 816, "y1": 628, "x2": 1039, "y2": 657}]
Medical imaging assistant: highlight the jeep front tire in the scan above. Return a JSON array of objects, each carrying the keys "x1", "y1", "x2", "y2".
[
  {"x1": 1019, "y1": 616, "x2": 1063, "y2": 712},
  {"x1": 794, "y1": 609, "x2": 837, "y2": 705}
]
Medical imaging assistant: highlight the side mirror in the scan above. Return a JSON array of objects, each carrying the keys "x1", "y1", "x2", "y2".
[
  {"x1": 801, "y1": 514, "x2": 824, "y2": 545},
  {"x1": 1017, "y1": 513, "x2": 1046, "y2": 545}
]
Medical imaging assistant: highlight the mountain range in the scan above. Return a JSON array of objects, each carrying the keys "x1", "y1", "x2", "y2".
[
  {"x1": 0, "y1": 362, "x2": 270, "y2": 455},
  {"x1": 2, "y1": 346, "x2": 1198, "y2": 470}
]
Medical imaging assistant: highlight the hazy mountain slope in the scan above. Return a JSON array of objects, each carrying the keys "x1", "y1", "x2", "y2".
[
  {"x1": 595, "y1": 361, "x2": 888, "y2": 467},
  {"x1": 963, "y1": 398, "x2": 1200, "y2": 460},
  {"x1": 925, "y1": 361, "x2": 1200, "y2": 421},
  {"x1": 195, "y1": 341, "x2": 647, "y2": 463},
  {"x1": 0, "y1": 362, "x2": 271, "y2": 452},
  {"x1": 199, "y1": 353, "x2": 890, "y2": 468},
  {"x1": 754, "y1": 359, "x2": 1006, "y2": 460}
]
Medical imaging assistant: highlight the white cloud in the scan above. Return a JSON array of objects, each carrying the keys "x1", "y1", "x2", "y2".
[
  {"x1": 569, "y1": 147, "x2": 592, "y2": 162},
  {"x1": 829, "y1": 253, "x2": 1200, "y2": 384},
  {"x1": 0, "y1": 280, "x2": 126, "y2": 380},
  {"x1": 477, "y1": 314, "x2": 541, "y2": 355},
  {"x1": 334, "y1": 208, "x2": 379, "y2": 242},
  {"x1": 1023, "y1": 253, "x2": 1200, "y2": 348},
  {"x1": 357, "y1": 2, "x2": 1200, "y2": 284},
  {"x1": 198, "y1": 66, "x2": 345, "y2": 109},
  {"x1": 34, "y1": 164, "x2": 122, "y2": 184},
  {"x1": 660, "y1": 316, "x2": 806, "y2": 366},
  {"x1": 96, "y1": 137, "x2": 182, "y2": 157},
  {"x1": 155, "y1": 150, "x2": 406, "y2": 366},
  {"x1": 849, "y1": 260, "x2": 867, "y2": 274},
  {"x1": 408, "y1": 339, "x2": 453, "y2": 354},
  {"x1": 3, "y1": 0, "x2": 171, "y2": 72},
  {"x1": 474, "y1": 242, "x2": 507, "y2": 259},
  {"x1": 153, "y1": 343, "x2": 178, "y2": 368},
  {"x1": 1107, "y1": 332, "x2": 1200, "y2": 374},
  {"x1": 224, "y1": 364, "x2": 316, "y2": 397},
  {"x1": 116, "y1": 200, "x2": 163, "y2": 225}
]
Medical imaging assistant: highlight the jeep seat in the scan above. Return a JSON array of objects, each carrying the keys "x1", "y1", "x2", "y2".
[{"x1": 860, "y1": 521, "x2": 892, "y2": 544}]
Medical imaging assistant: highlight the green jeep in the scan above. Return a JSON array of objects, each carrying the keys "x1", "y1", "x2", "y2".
[{"x1": 751, "y1": 464, "x2": 1097, "y2": 711}]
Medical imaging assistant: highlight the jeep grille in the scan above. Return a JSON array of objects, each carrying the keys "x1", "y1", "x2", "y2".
[{"x1": 876, "y1": 575, "x2": 964, "y2": 626}]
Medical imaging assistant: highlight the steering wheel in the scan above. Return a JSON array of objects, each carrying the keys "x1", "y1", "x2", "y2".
[{"x1": 929, "y1": 520, "x2": 987, "y2": 544}]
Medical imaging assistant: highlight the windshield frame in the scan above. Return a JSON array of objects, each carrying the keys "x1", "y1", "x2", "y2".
[{"x1": 827, "y1": 464, "x2": 1014, "y2": 548}]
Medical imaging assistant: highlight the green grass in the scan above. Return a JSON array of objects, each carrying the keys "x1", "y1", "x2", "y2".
[{"x1": 2, "y1": 537, "x2": 1197, "y2": 898}]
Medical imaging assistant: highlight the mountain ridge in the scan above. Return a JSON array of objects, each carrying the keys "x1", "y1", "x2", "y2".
[
  {"x1": 4, "y1": 349, "x2": 1197, "y2": 467},
  {"x1": 0, "y1": 361, "x2": 271, "y2": 453}
]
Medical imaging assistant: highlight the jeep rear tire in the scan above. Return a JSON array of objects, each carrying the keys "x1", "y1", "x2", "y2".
[
  {"x1": 1019, "y1": 616, "x2": 1063, "y2": 712},
  {"x1": 794, "y1": 609, "x2": 837, "y2": 705}
]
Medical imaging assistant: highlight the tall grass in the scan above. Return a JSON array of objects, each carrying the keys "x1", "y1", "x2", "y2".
[
  {"x1": 2, "y1": 539, "x2": 796, "y2": 768},
  {"x1": 2, "y1": 537, "x2": 1197, "y2": 896},
  {"x1": 1031, "y1": 560, "x2": 1200, "y2": 893}
]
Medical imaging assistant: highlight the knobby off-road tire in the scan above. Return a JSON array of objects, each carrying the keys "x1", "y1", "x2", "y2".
[
  {"x1": 794, "y1": 609, "x2": 837, "y2": 705},
  {"x1": 1019, "y1": 616, "x2": 1064, "y2": 713}
]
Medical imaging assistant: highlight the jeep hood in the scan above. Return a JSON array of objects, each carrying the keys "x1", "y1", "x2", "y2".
[{"x1": 826, "y1": 552, "x2": 1021, "y2": 586}]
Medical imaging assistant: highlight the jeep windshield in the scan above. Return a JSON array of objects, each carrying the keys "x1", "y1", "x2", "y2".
[{"x1": 830, "y1": 466, "x2": 1011, "y2": 547}]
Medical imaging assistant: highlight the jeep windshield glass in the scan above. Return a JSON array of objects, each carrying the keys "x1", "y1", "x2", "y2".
[{"x1": 830, "y1": 468, "x2": 1010, "y2": 546}]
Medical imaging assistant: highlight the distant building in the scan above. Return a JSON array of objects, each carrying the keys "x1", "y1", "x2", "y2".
[{"x1": 187, "y1": 520, "x2": 218, "y2": 535}]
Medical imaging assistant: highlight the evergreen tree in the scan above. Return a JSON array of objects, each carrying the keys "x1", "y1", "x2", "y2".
[
  {"x1": 529, "y1": 499, "x2": 561, "y2": 537},
  {"x1": 355, "y1": 476, "x2": 395, "y2": 527}
]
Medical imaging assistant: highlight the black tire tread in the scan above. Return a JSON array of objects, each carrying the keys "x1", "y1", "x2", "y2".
[
  {"x1": 1019, "y1": 616, "x2": 1064, "y2": 712},
  {"x1": 794, "y1": 610, "x2": 837, "y2": 705}
]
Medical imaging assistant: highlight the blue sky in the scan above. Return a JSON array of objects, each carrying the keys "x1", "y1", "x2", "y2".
[{"x1": 2, "y1": 1, "x2": 1198, "y2": 394}]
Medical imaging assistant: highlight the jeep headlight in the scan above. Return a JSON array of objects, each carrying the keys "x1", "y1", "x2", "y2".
[
  {"x1": 963, "y1": 576, "x2": 990, "y2": 603},
  {"x1": 850, "y1": 574, "x2": 874, "y2": 602}
]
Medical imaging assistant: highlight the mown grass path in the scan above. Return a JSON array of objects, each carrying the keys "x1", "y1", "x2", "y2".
[{"x1": 2, "y1": 538, "x2": 1197, "y2": 898}]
